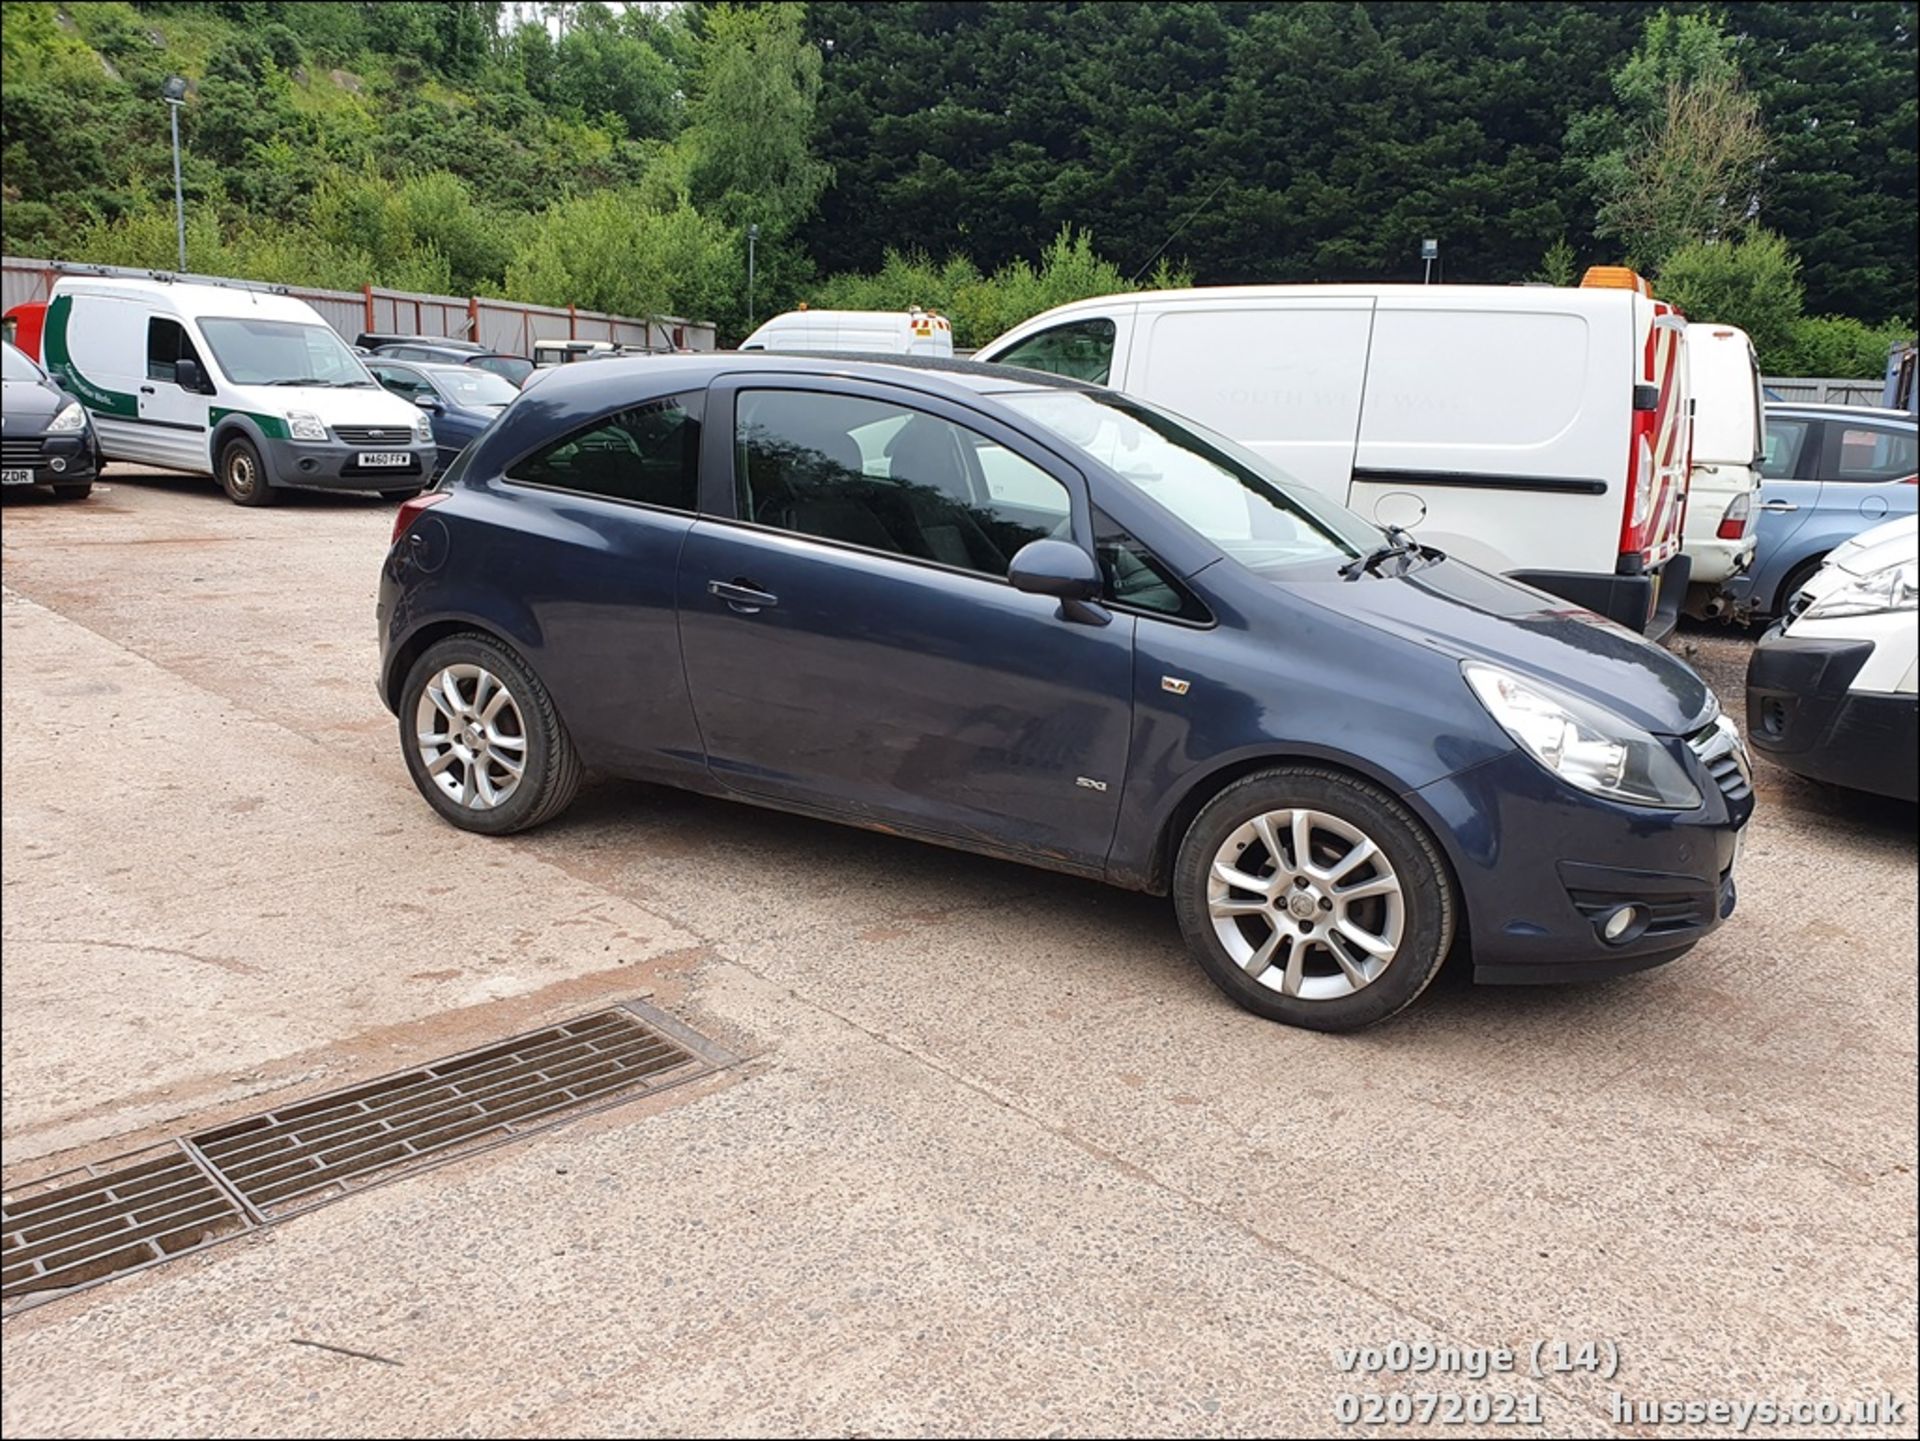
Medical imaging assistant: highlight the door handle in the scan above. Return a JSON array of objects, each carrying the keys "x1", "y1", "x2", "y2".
[
  {"x1": 708, "y1": 579, "x2": 779, "y2": 613},
  {"x1": 139, "y1": 385, "x2": 156, "y2": 395},
  {"x1": 1757, "y1": 501, "x2": 1799, "y2": 513}
]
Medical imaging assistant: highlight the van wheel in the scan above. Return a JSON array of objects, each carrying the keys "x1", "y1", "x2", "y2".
[
  {"x1": 51, "y1": 483, "x2": 92, "y2": 501},
  {"x1": 399, "y1": 633, "x2": 582, "y2": 836},
  {"x1": 1172, "y1": 766, "x2": 1456, "y2": 1032},
  {"x1": 219, "y1": 436, "x2": 278, "y2": 507}
]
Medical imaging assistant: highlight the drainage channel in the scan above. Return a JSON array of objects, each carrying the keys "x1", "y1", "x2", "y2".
[{"x1": 2, "y1": 1000, "x2": 737, "y2": 1315}]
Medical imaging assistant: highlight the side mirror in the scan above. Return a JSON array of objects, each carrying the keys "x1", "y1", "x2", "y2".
[
  {"x1": 415, "y1": 394, "x2": 443, "y2": 412},
  {"x1": 1008, "y1": 538, "x2": 1110, "y2": 626},
  {"x1": 173, "y1": 357, "x2": 205, "y2": 393}
]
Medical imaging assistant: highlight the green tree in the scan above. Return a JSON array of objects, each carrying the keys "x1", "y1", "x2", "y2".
[
  {"x1": 504, "y1": 189, "x2": 737, "y2": 324},
  {"x1": 1656, "y1": 229, "x2": 1803, "y2": 362}
]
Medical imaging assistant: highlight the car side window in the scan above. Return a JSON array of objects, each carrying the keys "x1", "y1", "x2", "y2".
[
  {"x1": 505, "y1": 394, "x2": 700, "y2": 511},
  {"x1": 146, "y1": 317, "x2": 205, "y2": 383},
  {"x1": 991, "y1": 318, "x2": 1117, "y2": 385},
  {"x1": 1093, "y1": 507, "x2": 1210, "y2": 622},
  {"x1": 1831, "y1": 424, "x2": 1918, "y2": 483},
  {"x1": 371, "y1": 365, "x2": 427, "y2": 401},
  {"x1": 1758, "y1": 418, "x2": 1810, "y2": 480},
  {"x1": 735, "y1": 389, "x2": 1072, "y2": 579}
]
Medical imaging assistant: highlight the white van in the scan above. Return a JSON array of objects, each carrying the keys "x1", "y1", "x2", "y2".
[
  {"x1": 1681, "y1": 322, "x2": 1764, "y2": 617},
  {"x1": 976, "y1": 269, "x2": 1694, "y2": 635},
  {"x1": 45, "y1": 275, "x2": 436, "y2": 506},
  {"x1": 740, "y1": 308, "x2": 954, "y2": 358}
]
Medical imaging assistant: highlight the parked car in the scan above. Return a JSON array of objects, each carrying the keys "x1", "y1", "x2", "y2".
[
  {"x1": 740, "y1": 307, "x2": 954, "y2": 358},
  {"x1": 45, "y1": 276, "x2": 435, "y2": 506},
  {"x1": 356, "y1": 332, "x2": 489, "y2": 354},
  {"x1": 1747, "y1": 513, "x2": 1917, "y2": 801},
  {"x1": 1681, "y1": 323, "x2": 1764, "y2": 619},
  {"x1": 1727, "y1": 403, "x2": 1918, "y2": 617},
  {"x1": 366, "y1": 357, "x2": 516, "y2": 476},
  {"x1": 1884, "y1": 338, "x2": 1916, "y2": 418},
  {"x1": 975, "y1": 268, "x2": 1696, "y2": 638},
  {"x1": 2, "y1": 299, "x2": 48, "y2": 361},
  {"x1": 2, "y1": 339, "x2": 100, "y2": 500},
  {"x1": 379, "y1": 354, "x2": 1753, "y2": 1033},
  {"x1": 371, "y1": 339, "x2": 534, "y2": 389}
]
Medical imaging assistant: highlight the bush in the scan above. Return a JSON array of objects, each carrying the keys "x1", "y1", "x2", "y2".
[
  {"x1": 1655, "y1": 229, "x2": 1803, "y2": 364},
  {"x1": 1775, "y1": 316, "x2": 1912, "y2": 380}
]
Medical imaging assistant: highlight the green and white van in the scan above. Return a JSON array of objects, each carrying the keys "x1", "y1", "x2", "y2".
[{"x1": 45, "y1": 276, "x2": 437, "y2": 506}]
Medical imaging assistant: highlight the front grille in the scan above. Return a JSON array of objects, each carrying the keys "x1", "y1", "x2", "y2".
[
  {"x1": 334, "y1": 425, "x2": 415, "y2": 446},
  {"x1": 2, "y1": 438, "x2": 47, "y2": 464},
  {"x1": 1687, "y1": 718, "x2": 1754, "y2": 803}
]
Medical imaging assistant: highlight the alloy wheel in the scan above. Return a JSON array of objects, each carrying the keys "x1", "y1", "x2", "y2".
[
  {"x1": 1206, "y1": 807, "x2": 1405, "y2": 1000},
  {"x1": 415, "y1": 663, "x2": 528, "y2": 811}
]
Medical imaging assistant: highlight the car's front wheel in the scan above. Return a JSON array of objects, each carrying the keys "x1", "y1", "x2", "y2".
[
  {"x1": 50, "y1": 482, "x2": 92, "y2": 501},
  {"x1": 399, "y1": 633, "x2": 582, "y2": 835},
  {"x1": 219, "y1": 436, "x2": 278, "y2": 507},
  {"x1": 1173, "y1": 765, "x2": 1456, "y2": 1032}
]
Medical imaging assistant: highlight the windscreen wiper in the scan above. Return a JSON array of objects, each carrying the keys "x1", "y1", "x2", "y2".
[{"x1": 1339, "y1": 526, "x2": 1444, "y2": 580}]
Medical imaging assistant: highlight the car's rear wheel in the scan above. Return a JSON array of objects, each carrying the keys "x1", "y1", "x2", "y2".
[
  {"x1": 1173, "y1": 766, "x2": 1456, "y2": 1032},
  {"x1": 400, "y1": 633, "x2": 581, "y2": 835},
  {"x1": 50, "y1": 482, "x2": 92, "y2": 501},
  {"x1": 1773, "y1": 555, "x2": 1826, "y2": 617},
  {"x1": 219, "y1": 436, "x2": 278, "y2": 507}
]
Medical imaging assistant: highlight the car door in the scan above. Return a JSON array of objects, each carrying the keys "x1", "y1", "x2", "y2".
[
  {"x1": 136, "y1": 316, "x2": 215, "y2": 473},
  {"x1": 1746, "y1": 413, "x2": 1824, "y2": 606},
  {"x1": 675, "y1": 377, "x2": 1136, "y2": 872},
  {"x1": 1816, "y1": 417, "x2": 1919, "y2": 536}
]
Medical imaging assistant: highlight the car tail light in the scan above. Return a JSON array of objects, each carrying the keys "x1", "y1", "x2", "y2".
[
  {"x1": 1902, "y1": 474, "x2": 1918, "y2": 485},
  {"x1": 1619, "y1": 426, "x2": 1655, "y2": 568},
  {"x1": 391, "y1": 490, "x2": 449, "y2": 545},
  {"x1": 1716, "y1": 492, "x2": 1751, "y2": 540}
]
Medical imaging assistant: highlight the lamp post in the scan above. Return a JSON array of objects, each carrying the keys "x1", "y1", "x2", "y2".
[
  {"x1": 163, "y1": 76, "x2": 188, "y2": 273},
  {"x1": 1421, "y1": 237, "x2": 1439, "y2": 285},
  {"x1": 746, "y1": 224, "x2": 760, "y2": 331}
]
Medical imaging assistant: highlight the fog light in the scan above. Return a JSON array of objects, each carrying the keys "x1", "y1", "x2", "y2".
[
  {"x1": 49, "y1": 456, "x2": 66, "y2": 472},
  {"x1": 1601, "y1": 906, "x2": 1641, "y2": 942},
  {"x1": 298, "y1": 458, "x2": 318, "y2": 473}
]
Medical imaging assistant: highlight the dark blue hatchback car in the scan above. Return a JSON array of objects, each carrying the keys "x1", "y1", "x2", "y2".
[{"x1": 379, "y1": 354, "x2": 1755, "y2": 1031}]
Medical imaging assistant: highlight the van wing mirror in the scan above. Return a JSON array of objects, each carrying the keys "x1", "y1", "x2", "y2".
[{"x1": 173, "y1": 358, "x2": 206, "y2": 393}]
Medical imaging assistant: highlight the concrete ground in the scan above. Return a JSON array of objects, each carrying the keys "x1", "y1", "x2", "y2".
[{"x1": 2, "y1": 472, "x2": 1915, "y2": 1438}]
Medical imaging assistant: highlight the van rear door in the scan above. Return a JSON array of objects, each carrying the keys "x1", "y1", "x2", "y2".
[
  {"x1": 44, "y1": 290, "x2": 155, "y2": 464},
  {"x1": 1120, "y1": 297, "x2": 1372, "y2": 502}
]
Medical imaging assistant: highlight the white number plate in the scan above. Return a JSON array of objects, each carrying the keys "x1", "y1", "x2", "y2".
[
  {"x1": 1, "y1": 468, "x2": 34, "y2": 486},
  {"x1": 357, "y1": 451, "x2": 412, "y2": 468}
]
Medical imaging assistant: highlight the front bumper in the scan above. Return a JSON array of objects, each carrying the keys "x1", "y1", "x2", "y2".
[
  {"x1": 261, "y1": 436, "x2": 434, "y2": 491},
  {"x1": 1, "y1": 430, "x2": 99, "y2": 487},
  {"x1": 1746, "y1": 633, "x2": 1918, "y2": 801},
  {"x1": 1410, "y1": 741, "x2": 1752, "y2": 985}
]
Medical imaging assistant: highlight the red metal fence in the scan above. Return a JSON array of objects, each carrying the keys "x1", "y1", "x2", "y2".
[{"x1": 1, "y1": 256, "x2": 717, "y2": 355}]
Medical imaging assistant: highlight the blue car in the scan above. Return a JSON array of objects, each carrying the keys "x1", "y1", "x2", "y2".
[
  {"x1": 1730, "y1": 403, "x2": 1918, "y2": 617},
  {"x1": 366, "y1": 358, "x2": 518, "y2": 477},
  {"x1": 378, "y1": 355, "x2": 1753, "y2": 1031}
]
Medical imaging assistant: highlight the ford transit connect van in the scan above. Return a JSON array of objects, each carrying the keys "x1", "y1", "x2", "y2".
[
  {"x1": 45, "y1": 275, "x2": 436, "y2": 506},
  {"x1": 977, "y1": 269, "x2": 1693, "y2": 636}
]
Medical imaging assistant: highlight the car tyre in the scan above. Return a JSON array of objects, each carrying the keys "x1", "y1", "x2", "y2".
[
  {"x1": 1773, "y1": 555, "x2": 1826, "y2": 618},
  {"x1": 1172, "y1": 765, "x2": 1456, "y2": 1032},
  {"x1": 400, "y1": 632, "x2": 582, "y2": 836},
  {"x1": 51, "y1": 482, "x2": 93, "y2": 501},
  {"x1": 219, "y1": 435, "x2": 278, "y2": 507}
]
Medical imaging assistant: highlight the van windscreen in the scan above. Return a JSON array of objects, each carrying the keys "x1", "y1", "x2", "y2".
[{"x1": 198, "y1": 318, "x2": 371, "y2": 388}]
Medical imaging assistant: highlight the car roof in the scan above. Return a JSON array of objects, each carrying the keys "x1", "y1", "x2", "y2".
[
  {"x1": 518, "y1": 350, "x2": 1101, "y2": 409},
  {"x1": 1766, "y1": 401, "x2": 1912, "y2": 423}
]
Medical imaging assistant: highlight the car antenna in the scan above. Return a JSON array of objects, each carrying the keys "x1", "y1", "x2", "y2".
[{"x1": 1128, "y1": 174, "x2": 1231, "y2": 284}]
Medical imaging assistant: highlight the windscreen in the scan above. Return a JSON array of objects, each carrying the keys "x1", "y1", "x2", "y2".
[
  {"x1": 198, "y1": 318, "x2": 370, "y2": 387},
  {"x1": 998, "y1": 389, "x2": 1380, "y2": 577}
]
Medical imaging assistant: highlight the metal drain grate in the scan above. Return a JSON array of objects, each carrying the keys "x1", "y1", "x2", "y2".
[
  {"x1": 194, "y1": 1007, "x2": 710, "y2": 1219},
  {"x1": 2, "y1": 1143, "x2": 249, "y2": 1309},
  {"x1": 2, "y1": 1001, "x2": 735, "y2": 1313}
]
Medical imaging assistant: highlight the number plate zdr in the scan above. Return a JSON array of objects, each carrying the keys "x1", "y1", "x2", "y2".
[
  {"x1": 357, "y1": 452, "x2": 412, "y2": 468},
  {"x1": 1, "y1": 468, "x2": 35, "y2": 485}
]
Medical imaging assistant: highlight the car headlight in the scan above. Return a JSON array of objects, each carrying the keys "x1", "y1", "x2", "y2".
[
  {"x1": 414, "y1": 413, "x2": 434, "y2": 443},
  {"x1": 287, "y1": 410, "x2": 329, "y2": 443},
  {"x1": 1463, "y1": 661, "x2": 1702, "y2": 809},
  {"x1": 1801, "y1": 562, "x2": 1918, "y2": 621},
  {"x1": 47, "y1": 401, "x2": 89, "y2": 433}
]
